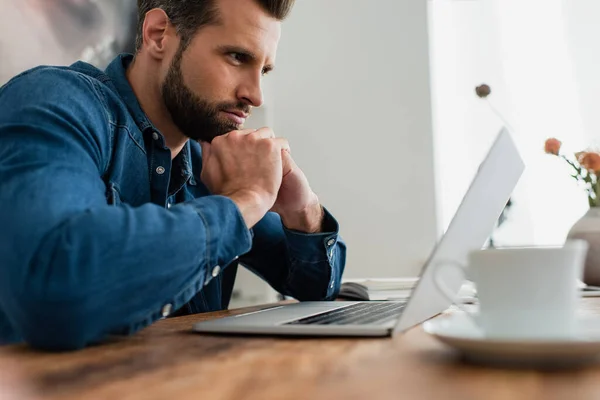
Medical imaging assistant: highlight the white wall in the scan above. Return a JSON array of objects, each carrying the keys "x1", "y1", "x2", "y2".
[
  {"x1": 0, "y1": 1, "x2": 133, "y2": 84},
  {"x1": 563, "y1": 0, "x2": 600, "y2": 147},
  {"x1": 428, "y1": 0, "x2": 591, "y2": 248},
  {"x1": 271, "y1": 0, "x2": 438, "y2": 277}
]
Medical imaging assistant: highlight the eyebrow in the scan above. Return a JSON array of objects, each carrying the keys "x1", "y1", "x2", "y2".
[{"x1": 217, "y1": 45, "x2": 275, "y2": 72}]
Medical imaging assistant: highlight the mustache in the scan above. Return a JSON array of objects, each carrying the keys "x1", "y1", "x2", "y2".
[{"x1": 218, "y1": 101, "x2": 251, "y2": 115}]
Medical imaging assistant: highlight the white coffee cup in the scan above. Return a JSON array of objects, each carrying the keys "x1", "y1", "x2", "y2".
[{"x1": 433, "y1": 239, "x2": 589, "y2": 340}]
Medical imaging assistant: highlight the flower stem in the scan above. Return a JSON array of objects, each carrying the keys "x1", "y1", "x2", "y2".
[
  {"x1": 486, "y1": 99, "x2": 516, "y2": 133},
  {"x1": 561, "y1": 155, "x2": 581, "y2": 175}
]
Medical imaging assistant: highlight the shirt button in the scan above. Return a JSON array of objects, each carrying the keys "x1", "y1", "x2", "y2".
[
  {"x1": 212, "y1": 265, "x2": 221, "y2": 278},
  {"x1": 161, "y1": 303, "x2": 173, "y2": 317},
  {"x1": 327, "y1": 239, "x2": 336, "y2": 247},
  {"x1": 156, "y1": 166, "x2": 165, "y2": 175},
  {"x1": 152, "y1": 132, "x2": 159, "y2": 141}
]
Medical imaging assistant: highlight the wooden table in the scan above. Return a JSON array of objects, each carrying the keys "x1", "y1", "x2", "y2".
[{"x1": 2, "y1": 299, "x2": 600, "y2": 400}]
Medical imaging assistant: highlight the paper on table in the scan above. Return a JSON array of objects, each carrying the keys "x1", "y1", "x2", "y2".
[{"x1": 342, "y1": 277, "x2": 419, "y2": 291}]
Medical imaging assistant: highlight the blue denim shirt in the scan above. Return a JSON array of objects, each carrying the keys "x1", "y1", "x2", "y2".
[{"x1": 0, "y1": 54, "x2": 346, "y2": 351}]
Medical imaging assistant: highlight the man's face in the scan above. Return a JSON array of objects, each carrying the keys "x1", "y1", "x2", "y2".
[{"x1": 161, "y1": 0, "x2": 281, "y2": 143}]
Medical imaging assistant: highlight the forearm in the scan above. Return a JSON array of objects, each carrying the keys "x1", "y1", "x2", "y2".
[
  {"x1": 280, "y1": 202, "x2": 325, "y2": 234},
  {"x1": 2, "y1": 196, "x2": 252, "y2": 350},
  {"x1": 228, "y1": 190, "x2": 273, "y2": 229},
  {"x1": 282, "y1": 209, "x2": 346, "y2": 300},
  {"x1": 240, "y1": 209, "x2": 346, "y2": 301}
]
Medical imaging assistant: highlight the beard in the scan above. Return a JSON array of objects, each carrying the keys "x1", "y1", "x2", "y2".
[{"x1": 161, "y1": 48, "x2": 250, "y2": 143}]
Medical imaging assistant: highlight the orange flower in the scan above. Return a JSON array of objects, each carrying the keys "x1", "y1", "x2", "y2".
[
  {"x1": 578, "y1": 152, "x2": 600, "y2": 173},
  {"x1": 544, "y1": 138, "x2": 562, "y2": 155}
]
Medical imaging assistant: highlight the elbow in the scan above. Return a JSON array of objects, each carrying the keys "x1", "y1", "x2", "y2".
[
  {"x1": 11, "y1": 292, "x2": 101, "y2": 352},
  {"x1": 20, "y1": 307, "x2": 97, "y2": 352},
  {"x1": 24, "y1": 327, "x2": 90, "y2": 352},
  {"x1": 2, "y1": 217, "x2": 111, "y2": 351},
  {"x1": 16, "y1": 238, "x2": 108, "y2": 351}
]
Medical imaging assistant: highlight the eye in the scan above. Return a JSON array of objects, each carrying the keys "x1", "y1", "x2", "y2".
[
  {"x1": 228, "y1": 52, "x2": 250, "y2": 65},
  {"x1": 261, "y1": 67, "x2": 272, "y2": 76}
]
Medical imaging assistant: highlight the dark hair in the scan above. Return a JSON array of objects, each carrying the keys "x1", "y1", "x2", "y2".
[{"x1": 135, "y1": 0, "x2": 295, "y2": 52}]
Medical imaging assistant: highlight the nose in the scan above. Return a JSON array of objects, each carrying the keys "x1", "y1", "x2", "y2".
[{"x1": 236, "y1": 71, "x2": 264, "y2": 108}]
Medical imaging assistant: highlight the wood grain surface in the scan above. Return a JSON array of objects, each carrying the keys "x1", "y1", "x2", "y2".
[{"x1": 2, "y1": 299, "x2": 600, "y2": 400}]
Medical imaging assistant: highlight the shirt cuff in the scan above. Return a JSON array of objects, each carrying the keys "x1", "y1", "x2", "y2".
[{"x1": 283, "y1": 206, "x2": 340, "y2": 263}]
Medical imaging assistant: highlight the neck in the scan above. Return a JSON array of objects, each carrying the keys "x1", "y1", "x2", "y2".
[{"x1": 126, "y1": 57, "x2": 187, "y2": 159}]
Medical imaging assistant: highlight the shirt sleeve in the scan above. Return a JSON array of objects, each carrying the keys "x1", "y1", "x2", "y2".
[
  {"x1": 239, "y1": 209, "x2": 347, "y2": 301},
  {"x1": 0, "y1": 68, "x2": 252, "y2": 351}
]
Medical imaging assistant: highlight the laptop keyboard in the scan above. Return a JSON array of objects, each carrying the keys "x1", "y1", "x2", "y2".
[{"x1": 284, "y1": 302, "x2": 406, "y2": 326}]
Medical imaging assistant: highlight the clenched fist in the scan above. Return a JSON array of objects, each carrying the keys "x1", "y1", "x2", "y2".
[{"x1": 200, "y1": 128, "x2": 289, "y2": 228}]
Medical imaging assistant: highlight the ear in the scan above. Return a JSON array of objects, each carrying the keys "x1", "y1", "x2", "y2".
[{"x1": 140, "y1": 9, "x2": 175, "y2": 60}]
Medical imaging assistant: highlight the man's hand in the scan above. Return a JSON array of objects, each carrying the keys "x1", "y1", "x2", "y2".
[
  {"x1": 271, "y1": 149, "x2": 324, "y2": 233},
  {"x1": 200, "y1": 128, "x2": 289, "y2": 229}
]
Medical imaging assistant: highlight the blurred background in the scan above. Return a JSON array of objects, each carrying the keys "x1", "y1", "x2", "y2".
[
  {"x1": 1, "y1": 0, "x2": 599, "y2": 306},
  {"x1": 0, "y1": 0, "x2": 136, "y2": 83}
]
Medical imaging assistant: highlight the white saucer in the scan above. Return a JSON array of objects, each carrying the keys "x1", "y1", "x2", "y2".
[{"x1": 423, "y1": 313, "x2": 600, "y2": 368}]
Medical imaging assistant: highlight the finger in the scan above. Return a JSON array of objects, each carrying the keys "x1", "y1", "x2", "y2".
[
  {"x1": 281, "y1": 146, "x2": 297, "y2": 177},
  {"x1": 272, "y1": 137, "x2": 290, "y2": 152},
  {"x1": 200, "y1": 141, "x2": 211, "y2": 163},
  {"x1": 251, "y1": 127, "x2": 276, "y2": 139},
  {"x1": 235, "y1": 128, "x2": 258, "y2": 135},
  {"x1": 221, "y1": 128, "x2": 256, "y2": 139}
]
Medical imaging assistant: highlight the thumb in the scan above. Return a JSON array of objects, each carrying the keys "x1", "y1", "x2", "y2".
[
  {"x1": 200, "y1": 141, "x2": 211, "y2": 165},
  {"x1": 281, "y1": 149, "x2": 297, "y2": 178}
]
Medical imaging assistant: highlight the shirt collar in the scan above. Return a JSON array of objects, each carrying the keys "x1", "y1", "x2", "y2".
[
  {"x1": 104, "y1": 53, "x2": 156, "y2": 134},
  {"x1": 180, "y1": 141, "x2": 196, "y2": 185}
]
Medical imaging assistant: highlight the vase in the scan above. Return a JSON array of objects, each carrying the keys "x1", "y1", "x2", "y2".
[{"x1": 567, "y1": 207, "x2": 600, "y2": 285}]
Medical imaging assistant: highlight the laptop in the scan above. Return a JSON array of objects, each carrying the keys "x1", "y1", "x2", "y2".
[{"x1": 192, "y1": 127, "x2": 525, "y2": 337}]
